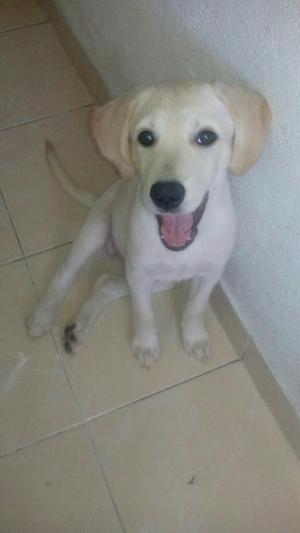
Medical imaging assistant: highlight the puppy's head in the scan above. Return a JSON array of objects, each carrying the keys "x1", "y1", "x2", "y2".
[{"x1": 91, "y1": 82, "x2": 271, "y2": 250}]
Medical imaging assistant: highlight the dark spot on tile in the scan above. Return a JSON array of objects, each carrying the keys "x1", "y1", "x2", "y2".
[{"x1": 187, "y1": 474, "x2": 197, "y2": 485}]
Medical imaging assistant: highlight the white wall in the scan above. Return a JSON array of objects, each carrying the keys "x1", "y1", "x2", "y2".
[{"x1": 54, "y1": 0, "x2": 300, "y2": 414}]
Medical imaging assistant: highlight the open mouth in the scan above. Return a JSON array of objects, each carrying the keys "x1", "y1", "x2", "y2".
[{"x1": 156, "y1": 191, "x2": 209, "y2": 251}]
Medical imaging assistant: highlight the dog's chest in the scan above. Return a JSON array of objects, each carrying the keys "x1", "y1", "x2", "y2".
[
  {"x1": 134, "y1": 241, "x2": 214, "y2": 282},
  {"x1": 144, "y1": 260, "x2": 202, "y2": 282}
]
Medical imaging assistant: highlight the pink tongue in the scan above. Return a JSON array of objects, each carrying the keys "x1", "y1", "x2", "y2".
[{"x1": 160, "y1": 213, "x2": 193, "y2": 248}]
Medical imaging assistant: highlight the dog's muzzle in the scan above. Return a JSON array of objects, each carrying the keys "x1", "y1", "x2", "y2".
[{"x1": 156, "y1": 191, "x2": 209, "y2": 251}]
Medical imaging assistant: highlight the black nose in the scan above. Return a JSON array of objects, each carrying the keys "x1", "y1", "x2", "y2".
[{"x1": 150, "y1": 181, "x2": 185, "y2": 211}]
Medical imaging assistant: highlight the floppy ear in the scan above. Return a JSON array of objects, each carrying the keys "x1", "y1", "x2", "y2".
[
  {"x1": 213, "y1": 83, "x2": 272, "y2": 175},
  {"x1": 91, "y1": 96, "x2": 135, "y2": 178}
]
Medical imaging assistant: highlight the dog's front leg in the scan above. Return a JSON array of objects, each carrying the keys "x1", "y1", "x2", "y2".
[
  {"x1": 182, "y1": 274, "x2": 220, "y2": 361},
  {"x1": 126, "y1": 272, "x2": 159, "y2": 367}
]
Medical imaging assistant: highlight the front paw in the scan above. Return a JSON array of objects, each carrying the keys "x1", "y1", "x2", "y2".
[
  {"x1": 182, "y1": 321, "x2": 212, "y2": 362},
  {"x1": 132, "y1": 338, "x2": 160, "y2": 368},
  {"x1": 183, "y1": 336, "x2": 212, "y2": 361}
]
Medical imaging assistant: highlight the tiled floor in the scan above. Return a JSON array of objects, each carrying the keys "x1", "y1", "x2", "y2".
[{"x1": 0, "y1": 3, "x2": 299, "y2": 532}]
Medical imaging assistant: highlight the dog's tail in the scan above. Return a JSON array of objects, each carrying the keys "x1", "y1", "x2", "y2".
[{"x1": 45, "y1": 140, "x2": 97, "y2": 208}]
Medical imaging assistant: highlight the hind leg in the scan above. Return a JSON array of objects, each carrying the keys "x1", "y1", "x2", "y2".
[
  {"x1": 63, "y1": 274, "x2": 129, "y2": 353},
  {"x1": 63, "y1": 276, "x2": 175, "y2": 366},
  {"x1": 27, "y1": 186, "x2": 119, "y2": 336}
]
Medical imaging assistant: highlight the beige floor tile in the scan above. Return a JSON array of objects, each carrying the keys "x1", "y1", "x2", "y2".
[
  {"x1": 0, "y1": 193, "x2": 22, "y2": 264},
  {"x1": 0, "y1": 0, "x2": 47, "y2": 32},
  {"x1": 0, "y1": 426, "x2": 123, "y2": 533},
  {"x1": 0, "y1": 260, "x2": 81, "y2": 455},
  {"x1": 0, "y1": 107, "x2": 117, "y2": 255},
  {"x1": 90, "y1": 363, "x2": 300, "y2": 533},
  {"x1": 28, "y1": 244, "x2": 237, "y2": 419},
  {"x1": 0, "y1": 23, "x2": 93, "y2": 130}
]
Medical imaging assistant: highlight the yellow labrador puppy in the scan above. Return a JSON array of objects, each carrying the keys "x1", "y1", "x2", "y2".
[{"x1": 27, "y1": 82, "x2": 271, "y2": 366}]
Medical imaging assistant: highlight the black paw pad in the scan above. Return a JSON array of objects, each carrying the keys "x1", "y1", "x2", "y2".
[
  {"x1": 63, "y1": 323, "x2": 78, "y2": 354},
  {"x1": 64, "y1": 340, "x2": 73, "y2": 354},
  {"x1": 64, "y1": 323, "x2": 76, "y2": 336}
]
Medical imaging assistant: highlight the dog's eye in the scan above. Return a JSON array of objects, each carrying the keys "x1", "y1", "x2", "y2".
[
  {"x1": 137, "y1": 130, "x2": 156, "y2": 147},
  {"x1": 195, "y1": 130, "x2": 218, "y2": 146}
]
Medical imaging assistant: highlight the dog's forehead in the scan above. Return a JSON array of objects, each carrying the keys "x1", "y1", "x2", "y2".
[{"x1": 133, "y1": 83, "x2": 225, "y2": 124}]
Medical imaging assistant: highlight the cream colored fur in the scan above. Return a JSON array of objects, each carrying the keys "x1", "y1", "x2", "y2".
[{"x1": 27, "y1": 81, "x2": 271, "y2": 367}]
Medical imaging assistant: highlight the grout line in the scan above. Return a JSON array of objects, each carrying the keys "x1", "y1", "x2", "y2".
[
  {"x1": 0, "y1": 358, "x2": 239, "y2": 458},
  {"x1": 0, "y1": 188, "x2": 25, "y2": 257},
  {"x1": 0, "y1": 240, "x2": 73, "y2": 269},
  {"x1": 0, "y1": 421, "x2": 83, "y2": 459},
  {"x1": 0, "y1": 20, "x2": 49, "y2": 35},
  {"x1": 25, "y1": 240, "x2": 73, "y2": 258},
  {"x1": 0, "y1": 254, "x2": 23, "y2": 268},
  {"x1": 0, "y1": 102, "x2": 96, "y2": 134},
  {"x1": 24, "y1": 249, "x2": 45, "y2": 299},
  {"x1": 48, "y1": 333, "x2": 127, "y2": 532},
  {"x1": 50, "y1": 333, "x2": 86, "y2": 423},
  {"x1": 86, "y1": 357, "x2": 240, "y2": 424},
  {"x1": 0, "y1": 186, "x2": 40, "y2": 293},
  {"x1": 83, "y1": 420, "x2": 127, "y2": 533}
]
